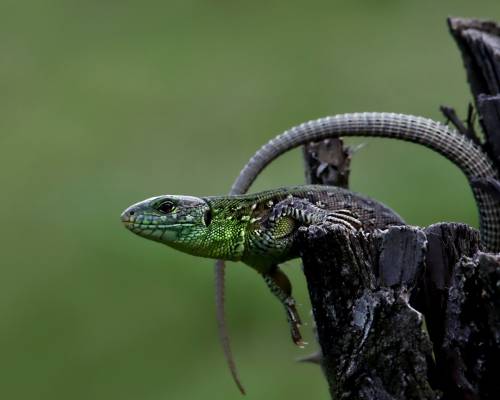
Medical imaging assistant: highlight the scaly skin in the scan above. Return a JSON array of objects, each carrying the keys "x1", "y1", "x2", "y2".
[{"x1": 121, "y1": 185, "x2": 405, "y2": 393}]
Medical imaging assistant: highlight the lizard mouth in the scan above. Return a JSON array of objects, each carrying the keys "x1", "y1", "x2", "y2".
[
  {"x1": 120, "y1": 209, "x2": 196, "y2": 232},
  {"x1": 122, "y1": 220, "x2": 195, "y2": 230}
]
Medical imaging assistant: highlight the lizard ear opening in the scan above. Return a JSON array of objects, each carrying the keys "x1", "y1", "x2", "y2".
[{"x1": 203, "y1": 208, "x2": 212, "y2": 226}]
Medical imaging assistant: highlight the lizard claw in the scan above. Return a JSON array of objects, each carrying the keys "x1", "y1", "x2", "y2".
[
  {"x1": 291, "y1": 327, "x2": 305, "y2": 347},
  {"x1": 324, "y1": 210, "x2": 362, "y2": 231},
  {"x1": 285, "y1": 301, "x2": 305, "y2": 346}
]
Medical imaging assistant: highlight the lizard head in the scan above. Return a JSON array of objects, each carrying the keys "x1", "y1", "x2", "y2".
[{"x1": 121, "y1": 195, "x2": 214, "y2": 257}]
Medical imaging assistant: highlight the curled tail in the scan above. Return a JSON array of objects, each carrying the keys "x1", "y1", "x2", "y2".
[{"x1": 230, "y1": 113, "x2": 500, "y2": 252}]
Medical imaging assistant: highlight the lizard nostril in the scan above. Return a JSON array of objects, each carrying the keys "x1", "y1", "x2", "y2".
[{"x1": 129, "y1": 210, "x2": 135, "y2": 216}]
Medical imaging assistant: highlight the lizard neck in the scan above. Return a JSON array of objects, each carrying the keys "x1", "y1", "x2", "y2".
[
  {"x1": 200, "y1": 198, "x2": 254, "y2": 261},
  {"x1": 204, "y1": 193, "x2": 295, "y2": 267},
  {"x1": 207, "y1": 191, "x2": 299, "y2": 272}
]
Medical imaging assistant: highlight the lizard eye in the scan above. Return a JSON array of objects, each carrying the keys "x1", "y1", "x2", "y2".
[{"x1": 157, "y1": 200, "x2": 175, "y2": 214}]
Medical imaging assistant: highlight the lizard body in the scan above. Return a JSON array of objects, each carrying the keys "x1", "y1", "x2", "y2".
[{"x1": 122, "y1": 185, "x2": 404, "y2": 270}]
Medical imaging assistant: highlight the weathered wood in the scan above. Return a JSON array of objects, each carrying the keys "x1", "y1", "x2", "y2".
[
  {"x1": 448, "y1": 18, "x2": 500, "y2": 97},
  {"x1": 299, "y1": 224, "x2": 438, "y2": 400},
  {"x1": 299, "y1": 222, "x2": 499, "y2": 399},
  {"x1": 439, "y1": 105, "x2": 480, "y2": 145},
  {"x1": 448, "y1": 17, "x2": 500, "y2": 169},
  {"x1": 302, "y1": 138, "x2": 353, "y2": 188},
  {"x1": 439, "y1": 252, "x2": 500, "y2": 399},
  {"x1": 414, "y1": 224, "x2": 480, "y2": 356},
  {"x1": 477, "y1": 94, "x2": 500, "y2": 168}
]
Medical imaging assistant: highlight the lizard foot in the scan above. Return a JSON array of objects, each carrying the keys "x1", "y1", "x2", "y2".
[
  {"x1": 262, "y1": 267, "x2": 307, "y2": 347},
  {"x1": 284, "y1": 298, "x2": 305, "y2": 346}
]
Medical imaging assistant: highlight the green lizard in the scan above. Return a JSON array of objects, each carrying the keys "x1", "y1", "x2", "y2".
[
  {"x1": 121, "y1": 112, "x2": 499, "y2": 394},
  {"x1": 121, "y1": 185, "x2": 405, "y2": 391}
]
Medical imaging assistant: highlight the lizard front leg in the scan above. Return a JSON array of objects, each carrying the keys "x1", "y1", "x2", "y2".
[
  {"x1": 261, "y1": 197, "x2": 362, "y2": 346},
  {"x1": 262, "y1": 266, "x2": 304, "y2": 347},
  {"x1": 268, "y1": 197, "x2": 362, "y2": 231}
]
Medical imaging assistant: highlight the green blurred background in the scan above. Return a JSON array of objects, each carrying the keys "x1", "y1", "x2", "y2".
[{"x1": 1, "y1": 1, "x2": 499, "y2": 399}]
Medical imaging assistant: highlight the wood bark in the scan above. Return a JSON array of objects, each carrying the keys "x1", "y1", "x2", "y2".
[
  {"x1": 447, "y1": 17, "x2": 500, "y2": 196},
  {"x1": 302, "y1": 138, "x2": 353, "y2": 188}
]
